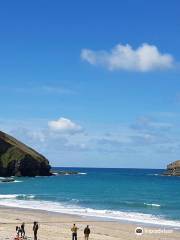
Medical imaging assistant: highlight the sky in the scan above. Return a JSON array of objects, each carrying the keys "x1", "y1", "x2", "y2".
[{"x1": 0, "y1": 0, "x2": 180, "y2": 168}]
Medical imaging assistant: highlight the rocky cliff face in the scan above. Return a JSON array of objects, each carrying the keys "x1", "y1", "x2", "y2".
[
  {"x1": 0, "y1": 131, "x2": 51, "y2": 177},
  {"x1": 164, "y1": 160, "x2": 180, "y2": 176}
]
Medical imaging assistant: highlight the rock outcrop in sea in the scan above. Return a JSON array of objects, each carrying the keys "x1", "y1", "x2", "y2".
[
  {"x1": 163, "y1": 160, "x2": 180, "y2": 176},
  {"x1": 0, "y1": 131, "x2": 51, "y2": 177}
]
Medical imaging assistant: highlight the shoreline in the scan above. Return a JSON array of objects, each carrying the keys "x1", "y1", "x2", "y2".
[
  {"x1": 0, "y1": 207, "x2": 180, "y2": 240},
  {"x1": 1, "y1": 206, "x2": 180, "y2": 229},
  {"x1": 0, "y1": 204, "x2": 177, "y2": 229},
  {"x1": 0, "y1": 198, "x2": 180, "y2": 229}
]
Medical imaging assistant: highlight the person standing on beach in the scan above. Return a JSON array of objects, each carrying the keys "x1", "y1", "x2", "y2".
[
  {"x1": 16, "y1": 226, "x2": 22, "y2": 238},
  {"x1": 21, "y1": 222, "x2": 25, "y2": 237},
  {"x1": 71, "y1": 224, "x2": 79, "y2": 240},
  {"x1": 84, "y1": 225, "x2": 90, "y2": 240},
  {"x1": 15, "y1": 226, "x2": 20, "y2": 237},
  {"x1": 33, "y1": 221, "x2": 39, "y2": 240}
]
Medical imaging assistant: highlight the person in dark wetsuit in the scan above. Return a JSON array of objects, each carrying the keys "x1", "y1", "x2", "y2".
[
  {"x1": 21, "y1": 222, "x2": 25, "y2": 237},
  {"x1": 84, "y1": 225, "x2": 90, "y2": 240},
  {"x1": 33, "y1": 221, "x2": 39, "y2": 240}
]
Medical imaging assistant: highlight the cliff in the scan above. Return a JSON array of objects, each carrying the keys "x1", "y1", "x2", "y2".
[
  {"x1": 0, "y1": 131, "x2": 51, "y2": 177},
  {"x1": 163, "y1": 160, "x2": 180, "y2": 176}
]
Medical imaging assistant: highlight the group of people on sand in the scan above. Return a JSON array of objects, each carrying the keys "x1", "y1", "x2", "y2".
[
  {"x1": 14, "y1": 222, "x2": 90, "y2": 240},
  {"x1": 71, "y1": 224, "x2": 90, "y2": 240},
  {"x1": 15, "y1": 222, "x2": 38, "y2": 240},
  {"x1": 15, "y1": 223, "x2": 26, "y2": 239}
]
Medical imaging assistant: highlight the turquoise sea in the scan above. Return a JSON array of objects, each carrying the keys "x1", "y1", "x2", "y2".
[{"x1": 0, "y1": 168, "x2": 180, "y2": 228}]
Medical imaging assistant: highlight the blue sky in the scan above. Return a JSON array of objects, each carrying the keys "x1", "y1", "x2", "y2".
[{"x1": 0, "y1": 0, "x2": 180, "y2": 168}]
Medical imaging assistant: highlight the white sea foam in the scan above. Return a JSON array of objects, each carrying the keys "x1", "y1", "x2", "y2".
[
  {"x1": 71, "y1": 199, "x2": 80, "y2": 203},
  {"x1": 0, "y1": 194, "x2": 19, "y2": 199},
  {"x1": 52, "y1": 172, "x2": 87, "y2": 176},
  {"x1": 64, "y1": 172, "x2": 87, "y2": 175},
  {"x1": 0, "y1": 196, "x2": 179, "y2": 227},
  {"x1": 147, "y1": 174, "x2": 159, "y2": 176},
  {"x1": 0, "y1": 194, "x2": 35, "y2": 200},
  {"x1": 144, "y1": 203, "x2": 161, "y2": 207}
]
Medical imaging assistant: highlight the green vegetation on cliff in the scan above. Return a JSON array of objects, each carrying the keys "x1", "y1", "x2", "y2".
[{"x1": 0, "y1": 131, "x2": 51, "y2": 177}]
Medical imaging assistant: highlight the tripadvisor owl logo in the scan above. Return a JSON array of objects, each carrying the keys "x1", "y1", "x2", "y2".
[{"x1": 135, "y1": 227, "x2": 143, "y2": 235}]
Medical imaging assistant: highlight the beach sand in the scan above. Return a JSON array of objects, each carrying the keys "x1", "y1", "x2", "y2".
[{"x1": 0, "y1": 207, "x2": 179, "y2": 240}]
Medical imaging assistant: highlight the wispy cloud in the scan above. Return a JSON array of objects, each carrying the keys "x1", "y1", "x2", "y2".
[
  {"x1": 131, "y1": 117, "x2": 173, "y2": 133},
  {"x1": 40, "y1": 86, "x2": 75, "y2": 95},
  {"x1": 0, "y1": 85, "x2": 75, "y2": 95},
  {"x1": 81, "y1": 43, "x2": 175, "y2": 72}
]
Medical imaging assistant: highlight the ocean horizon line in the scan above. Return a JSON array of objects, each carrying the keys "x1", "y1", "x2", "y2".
[{"x1": 52, "y1": 166, "x2": 165, "y2": 170}]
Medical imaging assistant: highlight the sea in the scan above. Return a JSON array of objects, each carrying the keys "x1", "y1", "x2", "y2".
[{"x1": 0, "y1": 168, "x2": 180, "y2": 228}]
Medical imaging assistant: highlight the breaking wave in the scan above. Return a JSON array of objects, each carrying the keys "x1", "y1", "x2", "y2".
[{"x1": 0, "y1": 194, "x2": 179, "y2": 228}]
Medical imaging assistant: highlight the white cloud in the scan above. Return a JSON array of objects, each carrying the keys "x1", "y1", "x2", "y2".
[
  {"x1": 48, "y1": 117, "x2": 82, "y2": 134},
  {"x1": 81, "y1": 43, "x2": 175, "y2": 72}
]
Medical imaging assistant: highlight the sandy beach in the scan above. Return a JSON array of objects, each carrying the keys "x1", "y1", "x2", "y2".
[{"x1": 0, "y1": 207, "x2": 179, "y2": 240}]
